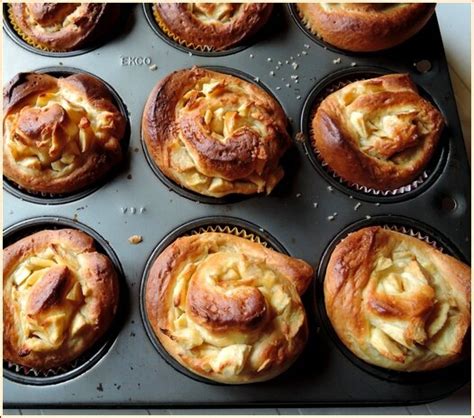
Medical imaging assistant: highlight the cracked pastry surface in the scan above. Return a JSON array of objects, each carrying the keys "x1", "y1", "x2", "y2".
[
  {"x1": 311, "y1": 74, "x2": 444, "y2": 190},
  {"x1": 142, "y1": 67, "x2": 291, "y2": 197},
  {"x1": 324, "y1": 226, "x2": 471, "y2": 371},
  {"x1": 145, "y1": 232, "x2": 314, "y2": 383},
  {"x1": 9, "y1": 3, "x2": 120, "y2": 52},
  {"x1": 296, "y1": 3, "x2": 435, "y2": 52},
  {"x1": 3, "y1": 72, "x2": 126, "y2": 194},
  {"x1": 3, "y1": 229, "x2": 119, "y2": 370},
  {"x1": 153, "y1": 3, "x2": 272, "y2": 51}
]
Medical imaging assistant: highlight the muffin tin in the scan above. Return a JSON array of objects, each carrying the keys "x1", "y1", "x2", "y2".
[{"x1": 3, "y1": 3, "x2": 470, "y2": 408}]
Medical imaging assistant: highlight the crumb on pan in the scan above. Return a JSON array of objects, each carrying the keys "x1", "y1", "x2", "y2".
[{"x1": 128, "y1": 235, "x2": 143, "y2": 244}]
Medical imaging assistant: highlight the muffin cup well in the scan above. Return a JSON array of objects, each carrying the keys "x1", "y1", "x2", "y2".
[
  {"x1": 3, "y1": 216, "x2": 126, "y2": 386},
  {"x1": 4, "y1": 3, "x2": 128, "y2": 58},
  {"x1": 141, "y1": 65, "x2": 290, "y2": 205},
  {"x1": 3, "y1": 66, "x2": 131, "y2": 205},
  {"x1": 300, "y1": 67, "x2": 448, "y2": 203},
  {"x1": 140, "y1": 216, "x2": 290, "y2": 385},
  {"x1": 143, "y1": 4, "x2": 250, "y2": 57},
  {"x1": 314, "y1": 215, "x2": 469, "y2": 384}
]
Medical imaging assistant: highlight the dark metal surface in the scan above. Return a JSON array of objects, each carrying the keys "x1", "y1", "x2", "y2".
[{"x1": 3, "y1": 3, "x2": 470, "y2": 408}]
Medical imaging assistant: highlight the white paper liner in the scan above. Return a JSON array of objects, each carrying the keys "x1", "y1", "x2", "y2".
[
  {"x1": 5, "y1": 356, "x2": 81, "y2": 378},
  {"x1": 188, "y1": 224, "x2": 269, "y2": 248},
  {"x1": 381, "y1": 224, "x2": 444, "y2": 253}
]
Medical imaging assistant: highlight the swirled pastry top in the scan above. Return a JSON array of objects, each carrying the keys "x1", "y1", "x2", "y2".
[
  {"x1": 3, "y1": 72, "x2": 126, "y2": 194},
  {"x1": 153, "y1": 3, "x2": 272, "y2": 51},
  {"x1": 142, "y1": 67, "x2": 291, "y2": 197},
  {"x1": 324, "y1": 226, "x2": 471, "y2": 372},
  {"x1": 9, "y1": 3, "x2": 120, "y2": 52},
  {"x1": 311, "y1": 74, "x2": 444, "y2": 190},
  {"x1": 296, "y1": 3, "x2": 435, "y2": 52},
  {"x1": 145, "y1": 232, "x2": 314, "y2": 383},
  {"x1": 4, "y1": 229, "x2": 119, "y2": 370}
]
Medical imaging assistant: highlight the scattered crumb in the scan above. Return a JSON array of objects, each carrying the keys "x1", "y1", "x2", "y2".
[
  {"x1": 375, "y1": 203, "x2": 380, "y2": 206},
  {"x1": 254, "y1": 77, "x2": 260, "y2": 82},
  {"x1": 366, "y1": 215, "x2": 372, "y2": 219},
  {"x1": 249, "y1": 53, "x2": 254, "y2": 58},
  {"x1": 276, "y1": 86, "x2": 281, "y2": 90},
  {"x1": 285, "y1": 83, "x2": 290, "y2": 88},
  {"x1": 275, "y1": 65, "x2": 280, "y2": 70},
  {"x1": 327, "y1": 215, "x2": 335, "y2": 221},
  {"x1": 296, "y1": 95, "x2": 301, "y2": 100},
  {"x1": 351, "y1": 62, "x2": 357, "y2": 67},
  {"x1": 295, "y1": 132, "x2": 305, "y2": 143},
  {"x1": 327, "y1": 185, "x2": 334, "y2": 192},
  {"x1": 128, "y1": 235, "x2": 143, "y2": 245},
  {"x1": 270, "y1": 71, "x2": 275, "y2": 76},
  {"x1": 290, "y1": 56, "x2": 294, "y2": 60},
  {"x1": 149, "y1": 64, "x2": 158, "y2": 71},
  {"x1": 349, "y1": 195, "x2": 353, "y2": 199},
  {"x1": 354, "y1": 202, "x2": 361, "y2": 211},
  {"x1": 333, "y1": 57, "x2": 341, "y2": 64},
  {"x1": 313, "y1": 202, "x2": 318, "y2": 208},
  {"x1": 304, "y1": 44, "x2": 310, "y2": 49},
  {"x1": 285, "y1": 60, "x2": 289, "y2": 64},
  {"x1": 294, "y1": 79, "x2": 299, "y2": 84},
  {"x1": 188, "y1": 52, "x2": 193, "y2": 56},
  {"x1": 302, "y1": 51, "x2": 308, "y2": 56},
  {"x1": 278, "y1": 61, "x2": 282, "y2": 65},
  {"x1": 291, "y1": 62, "x2": 299, "y2": 70},
  {"x1": 290, "y1": 75, "x2": 299, "y2": 79},
  {"x1": 297, "y1": 53, "x2": 300, "y2": 57},
  {"x1": 296, "y1": 193, "x2": 302, "y2": 198},
  {"x1": 267, "y1": 57, "x2": 272, "y2": 62}
]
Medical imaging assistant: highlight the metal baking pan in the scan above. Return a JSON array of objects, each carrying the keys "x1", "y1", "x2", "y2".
[{"x1": 3, "y1": 3, "x2": 470, "y2": 408}]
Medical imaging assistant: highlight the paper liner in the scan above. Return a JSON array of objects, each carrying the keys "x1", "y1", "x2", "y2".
[
  {"x1": 308, "y1": 77, "x2": 430, "y2": 197},
  {"x1": 5, "y1": 355, "x2": 82, "y2": 379},
  {"x1": 152, "y1": 6, "x2": 223, "y2": 52},
  {"x1": 7, "y1": 4, "x2": 58, "y2": 52},
  {"x1": 381, "y1": 224, "x2": 444, "y2": 253},
  {"x1": 187, "y1": 224, "x2": 269, "y2": 248}
]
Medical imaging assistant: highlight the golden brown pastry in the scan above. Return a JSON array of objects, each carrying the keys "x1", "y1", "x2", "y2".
[
  {"x1": 153, "y1": 3, "x2": 272, "y2": 52},
  {"x1": 142, "y1": 67, "x2": 291, "y2": 197},
  {"x1": 3, "y1": 229, "x2": 119, "y2": 370},
  {"x1": 145, "y1": 232, "x2": 313, "y2": 383},
  {"x1": 324, "y1": 226, "x2": 471, "y2": 372},
  {"x1": 3, "y1": 72, "x2": 126, "y2": 195},
  {"x1": 311, "y1": 74, "x2": 444, "y2": 190},
  {"x1": 8, "y1": 3, "x2": 120, "y2": 52},
  {"x1": 296, "y1": 3, "x2": 435, "y2": 52}
]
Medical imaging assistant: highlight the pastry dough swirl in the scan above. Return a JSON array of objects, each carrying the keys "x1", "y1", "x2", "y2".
[
  {"x1": 324, "y1": 226, "x2": 471, "y2": 371},
  {"x1": 142, "y1": 67, "x2": 291, "y2": 197},
  {"x1": 3, "y1": 229, "x2": 119, "y2": 370},
  {"x1": 311, "y1": 74, "x2": 444, "y2": 190},
  {"x1": 3, "y1": 72, "x2": 126, "y2": 194},
  {"x1": 145, "y1": 232, "x2": 313, "y2": 383}
]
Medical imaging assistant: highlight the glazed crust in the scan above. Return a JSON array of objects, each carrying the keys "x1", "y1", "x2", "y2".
[
  {"x1": 311, "y1": 74, "x2": 444, "y2": 190},
  {"x1": 153, "y1": 3, "x2": 272, "y2": 51},
  {"x1": 9, "y1": 3, "x2": 120, "y2": 52},
  {"x1": 324, "y1": 226, "x2": 471, "y2": 372},
  {"x1": 142, "y1": 67, "x2": 291, "y2": 197},
  {"x1": 296, "y1": 3, "x2": 435, "y2": 52},
  {"x1": 3, "y1": 229, "x2": 119, "y2": 370},
  {"x1": 145, "y1": 232, "x2": 314, "y2": 383},
  {"x1": 3, "y1": 72, "x2": 126, "y2": 194}
]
